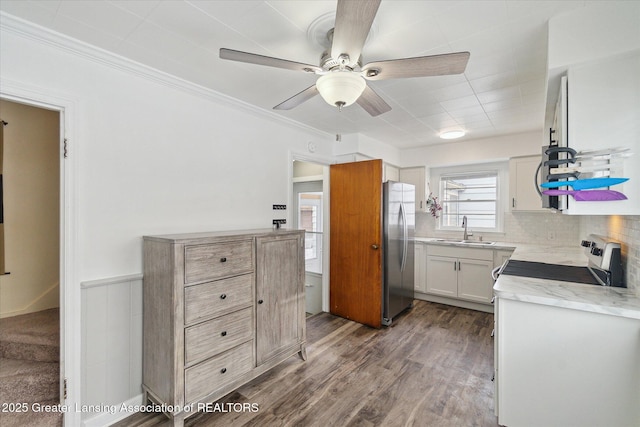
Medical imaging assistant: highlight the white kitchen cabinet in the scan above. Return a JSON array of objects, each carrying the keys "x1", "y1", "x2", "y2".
[
  {"x1": 509, "y1": 155, "x2": 545, "y2": 212},
  {"x1": 383, "y1": 163, "x2": 399, "y2": 182},
  {"x1": 494, "y1": 249, "x2": 514, "y2": 268},
  {"x1": 426, "y1": 245, "x2": 494, "y2": 304},
  {"x1": 562, "y1": 52, "x2": 640, "y2": 215},
  {"x1": 426, "y1": 255, "x2": 458, "y2": 297},
  {"x1": 414, "y1": 241, "x2": 427, "y2": 294},
  {"x1": 399, "y1": 167, "x2": 427, "y2": 212},
  {"x1": 496, "y1": 298, "x2": 640, "y2": 426},
  {"x1": 544, "y1": 51, "x2": 640, "y2": 215}
]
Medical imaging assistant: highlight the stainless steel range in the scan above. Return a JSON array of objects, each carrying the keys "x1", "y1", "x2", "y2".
[{"x1": 500, "y1": 234, "x2": 625, "y2": 287}]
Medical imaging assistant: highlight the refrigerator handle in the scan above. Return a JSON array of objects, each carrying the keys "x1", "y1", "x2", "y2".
[{"x1": 400, "y1": 202, "x2": 408, "y2": 273}]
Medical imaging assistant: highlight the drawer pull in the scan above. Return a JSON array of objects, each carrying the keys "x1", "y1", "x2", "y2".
[
  {"x1": 220, "y1": 368, "x2": 227, "y2": 374},
  {"x1": 220, "y1": 257, "x2": 227, "y2": 262},
  {"x1": 258, "y1": 299, "x2": 264, "y2": 304},
  {"x1": 221, "y1": 331, "x2": 227, "y2": 337},
  {"x1": 220, "y1": 294, "x2": 227, "y2": 300}
]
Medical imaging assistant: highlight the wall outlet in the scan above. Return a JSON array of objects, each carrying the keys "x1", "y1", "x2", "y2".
[{"x1": 272, "y1": 204, "x2": 286, "y2": 210}]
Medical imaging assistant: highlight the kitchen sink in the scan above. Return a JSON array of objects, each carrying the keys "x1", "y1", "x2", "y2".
[{"x1": 432, "y1": 239, "x2": 496, "y2": 246}]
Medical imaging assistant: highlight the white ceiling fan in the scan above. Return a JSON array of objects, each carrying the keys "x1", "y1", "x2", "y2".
[{"x1": 219, "y1": 0, "x2": 470, "y2": 117}]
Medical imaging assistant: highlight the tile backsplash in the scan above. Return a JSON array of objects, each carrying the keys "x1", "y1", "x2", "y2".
[
  {"x1": 416, "y1": 211, "x2": 581, "y2": 246},
  {"x1": 580, "y1": 216, "x2": 640, "y2": 291}
]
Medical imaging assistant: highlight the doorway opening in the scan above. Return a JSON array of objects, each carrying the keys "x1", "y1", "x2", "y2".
[
  {"x1": 292, "y1": 160, "x2": 328, "y2": 315},
  {"x1": 0, "y1": 98, "x2": 63, "y2": 425}
]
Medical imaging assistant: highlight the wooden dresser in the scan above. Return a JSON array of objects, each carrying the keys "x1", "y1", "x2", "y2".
[{"x1": 142, "y1": 229, "x2": 306, "y2": 426}]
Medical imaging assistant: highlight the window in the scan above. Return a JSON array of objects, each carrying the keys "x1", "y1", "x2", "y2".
[{"x1": 432, "y1": 162, "x2": 506, "y2": 233}]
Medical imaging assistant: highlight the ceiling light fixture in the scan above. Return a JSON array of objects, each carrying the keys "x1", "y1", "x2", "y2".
[
  {"x1": 440, "y1": 130, "x2": 466, "y2": 139},
  {"x1": 316, "y1": 71, "x2": 366, "y2": 111}
]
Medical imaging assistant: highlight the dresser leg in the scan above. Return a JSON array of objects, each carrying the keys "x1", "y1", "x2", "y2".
[
  {"x1": 172, "y1": 413, "x2": 185, "y2": 427},
  {"x1": 298, "y1": 345, "x2": 307, "y2": 361}
]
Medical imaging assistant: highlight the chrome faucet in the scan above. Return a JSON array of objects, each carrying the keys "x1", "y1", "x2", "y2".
[{"x1": 462, "y1": 215, "x2": 473, "y2": 240}]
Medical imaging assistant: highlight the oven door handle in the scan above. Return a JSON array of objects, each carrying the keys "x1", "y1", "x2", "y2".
[{"x1": 492, "y1": 260, "x2": 509, "y2": 281}]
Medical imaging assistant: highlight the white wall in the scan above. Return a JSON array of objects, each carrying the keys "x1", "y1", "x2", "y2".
[
  {"x1": 0, "y1": 26, "x2": 337, "y2": 282},
  {"x1": 0, "y1": 100, "x2": 60, "y2": 317}
]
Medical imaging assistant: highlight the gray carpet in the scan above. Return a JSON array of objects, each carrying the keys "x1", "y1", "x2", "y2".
[{"x1": 0, "y1": 308, "x2": 62, "y2": 426}]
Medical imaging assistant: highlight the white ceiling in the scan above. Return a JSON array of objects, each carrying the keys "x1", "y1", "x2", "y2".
[{"x1": 0, "y1": 1, "x2": 606, "y2": 148}]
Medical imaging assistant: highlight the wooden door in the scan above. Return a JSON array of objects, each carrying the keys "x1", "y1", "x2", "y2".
[{"x1": 330, "y1": 159, "x2": 382, "y2": 328}]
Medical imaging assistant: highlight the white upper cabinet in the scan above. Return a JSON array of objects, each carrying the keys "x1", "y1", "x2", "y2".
[
  {"x1": 400, "y1": 167, "x2": 427, "y2": 213},
  {"x1": 561, "y1": 53, "x2": 640, "y2": 215},
  {"x1": 509, "y1": 155, "x2": 545, "y2": 212},
  {"x1": 545, "y1": 5, "x2": 640, "y2": 215}
]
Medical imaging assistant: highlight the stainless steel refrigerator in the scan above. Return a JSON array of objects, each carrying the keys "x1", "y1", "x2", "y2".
[{"x1": 382, "y1": 181, "x2": 415, "y2": 326}]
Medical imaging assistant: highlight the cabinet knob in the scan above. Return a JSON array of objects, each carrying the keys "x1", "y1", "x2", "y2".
[
  {"x1": 220, "y1": 294, "x2": 227, "y2": 300},
  {"x1": 371, "y1": 244, "x2": 379, "y2": 250},
  {"x1": 220, "y1": 368, "x2": 227, "y2": 374},
  {"x1": 258, "y1": 299, "x2": 264, "y2": 304},
  {"x1": 220, "y1": 257, "x2": 227, "y2": 262},
  {"x1": 221, "y1": 331, "x2": 227, "y2": 337}
]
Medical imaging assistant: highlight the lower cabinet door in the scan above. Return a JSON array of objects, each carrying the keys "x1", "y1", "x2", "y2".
[
  {"x1": 457, "y1": 258, "x2": 493, "y2": 303},
  {"x1": 426, "y1": 255, "x2": 457, "y2": 297},
  {"x1": 255, "y1": 234, "x2": 304, "y2": 365}
]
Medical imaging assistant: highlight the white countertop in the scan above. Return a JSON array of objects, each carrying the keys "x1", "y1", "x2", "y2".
[
  {"x1": 415, "y1": 237, "x2": 640, "y2": 320},
  {"x1": 497, "y1": 243, "x2": 640, "y2": 320}
]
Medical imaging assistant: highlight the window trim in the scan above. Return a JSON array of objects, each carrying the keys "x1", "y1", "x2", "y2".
[{"x1": 431, "y1": 161, "x2": 508, "y2": 233}]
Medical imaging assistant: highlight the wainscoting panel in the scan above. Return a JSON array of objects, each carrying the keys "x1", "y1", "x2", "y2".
[{"x1": 81, "y1": 274, "x2": 143, "y2": 423}]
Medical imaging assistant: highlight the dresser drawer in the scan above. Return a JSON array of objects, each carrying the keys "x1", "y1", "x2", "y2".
[
  {"x1": 184, "y1": 340, "x2": 254, "y2": 403},
  {"x1": 185, "y1": 307, "x2": 253, "y2": 366},
  {"x1": 184, "y1": 274, "x2": 253, "y2": 325},
  {"x1": 184, "y1": 240, "x2": 253, "y2": 284}
]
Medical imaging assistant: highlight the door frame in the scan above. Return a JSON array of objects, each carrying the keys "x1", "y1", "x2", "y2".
[
  {"x1": 1, "y1": 80, "x2": 80, "y2": 427},
  {"x1": 289, "y1": 151, "x2": 333, "y2": 313},
  {"x1": 292, "y1": 180, "x2": 323, "y2": 314}
]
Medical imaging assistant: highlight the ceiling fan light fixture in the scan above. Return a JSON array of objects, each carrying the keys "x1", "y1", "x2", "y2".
[
  {"x1": 440, "y1": 130, "x2": 466, "y2": 140},
  {"x1": 316, "y1": 71, "x2": 366, "y2": 109}
]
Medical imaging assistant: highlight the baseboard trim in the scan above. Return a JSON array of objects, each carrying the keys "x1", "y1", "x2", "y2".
[
  {"x1": 415, "y1": 292, "x2": 494, "y2": 314},
  {"x1": 0, "y1": 282, "x2": 60, "y2": 318}
]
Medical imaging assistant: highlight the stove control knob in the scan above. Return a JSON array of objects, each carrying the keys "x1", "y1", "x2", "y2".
[
  {"x1": 591, "y1": 247, "x2": 603, "y2": 256},
  {"x1": 581, "y1": 240, "x2": 594, "y2": 248}
]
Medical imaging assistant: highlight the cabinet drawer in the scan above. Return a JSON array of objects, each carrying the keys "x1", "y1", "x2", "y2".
[
  {"x1": 184, "y1": 340, "x2": 254, "y2": 403},
  {"x1": 184, "y1": 240, "x2": 253, "y2": 284},
  {"x1": 184, "y1": 274, "x2": 253, "y2": 325},
  {"x1": 185, "y1": 307, "x2": 253, "y2": 365}
]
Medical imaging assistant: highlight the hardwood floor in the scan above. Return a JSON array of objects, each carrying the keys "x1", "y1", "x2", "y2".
[{"x1": 115, "y1": 300, "x2": 498, "y2": 427}]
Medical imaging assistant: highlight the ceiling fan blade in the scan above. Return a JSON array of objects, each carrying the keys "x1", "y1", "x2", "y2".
[
  {"x1": 273, "y1": 85, "x2": 319, "y2": 110},
  {"x1": 331, "y1": 0, "x2": 381, "y2": 68},
  {"x1": 220, "y1": 48, "x2": 322, "y2": 73},
  {"x1": 362, "y1": 52, "x2": 470, "y2": 80},
  {"x1": 357, "y1": 85, "x2": 391, "y2": 116}
]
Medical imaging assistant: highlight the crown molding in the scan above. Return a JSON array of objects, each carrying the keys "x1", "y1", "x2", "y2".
[{"x1": 0, "y1": 12, "x2": 332, "y2": 140}]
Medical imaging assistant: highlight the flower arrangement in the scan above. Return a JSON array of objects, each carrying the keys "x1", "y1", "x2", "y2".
[{"x1": 426, "y1": 184, "x2": 442, "y2": 219}]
